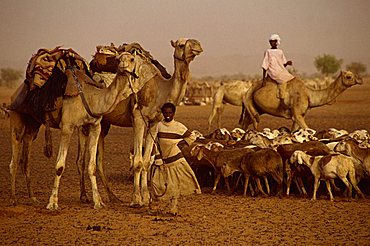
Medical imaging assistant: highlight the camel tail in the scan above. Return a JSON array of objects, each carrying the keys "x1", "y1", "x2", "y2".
[{"x1": 44, "y1": 123, "x2": 53, "y2": 158}]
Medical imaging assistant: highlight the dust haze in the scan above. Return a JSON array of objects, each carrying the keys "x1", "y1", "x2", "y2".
[{"x1": 0, "y1": 0, "x2": 369, "y2": 77}]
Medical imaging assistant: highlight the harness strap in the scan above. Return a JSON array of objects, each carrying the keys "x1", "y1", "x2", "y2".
[{"x1": 69, "y1": 66, "x2": 100, "y2": 118}]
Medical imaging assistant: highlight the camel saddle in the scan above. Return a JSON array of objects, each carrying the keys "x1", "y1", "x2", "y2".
[
  {"x1": 90, "y1": 42, "x2": 171, "y2": 79},
  {"x1": 9, "y1": 47, "x2": 104, "y2": 124}
]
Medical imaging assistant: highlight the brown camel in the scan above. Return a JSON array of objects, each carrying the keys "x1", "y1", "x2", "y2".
[
  {"x1": 9, "y1": 50, "x2": 151, "y2": 209},
  {"x1": 207, "y1": 80, "x2": 253, "y2": 132},
  {"x1": 242, "y1": 71, "x2": 362, "y2": 131},
  {"x1": 80, "y1": 38, "x2": 203, "y2": 207}
]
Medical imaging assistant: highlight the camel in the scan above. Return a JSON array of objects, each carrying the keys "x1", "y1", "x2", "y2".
[
  {"x1": 242, "y1": 71, "x2": 363, "y2": 131},
  {"x1": 207, "y1": 80, "x2": 253, "y2": 132},
  {"x1": 80, "y1": 38, "x2": 202, "y2": 208},
  {"x1": 9, "y1": 49, "x2": 152, "y2": 209}
]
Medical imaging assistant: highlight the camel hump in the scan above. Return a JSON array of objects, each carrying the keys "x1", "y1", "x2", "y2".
[{"x1": 91, "y1": 42, "x2": 171, "y2": 79}]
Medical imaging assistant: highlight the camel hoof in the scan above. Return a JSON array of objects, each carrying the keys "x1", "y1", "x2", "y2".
[
  {"x1": 129, "y1": 202, "x2": 142, "y2": 208},
  {"x1": 46, "y1": 203, "x2": 59, "y2": 210},
  {"x1": 94, "y1": 202, "x2": 105, "y2": 209}
]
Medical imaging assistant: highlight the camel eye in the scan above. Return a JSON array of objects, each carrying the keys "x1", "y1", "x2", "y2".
[
  {"x1": 345, "y1": 75, "x2": 352, "y2": 79},
  {"x1": 131, "y1": 58, "x2": 134, "y2": 62},
  {"x1": 179, "y1": 44, "x2": 185, "y2": 48}
]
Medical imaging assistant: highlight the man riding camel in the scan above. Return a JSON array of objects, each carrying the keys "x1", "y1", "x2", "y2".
[{"x1": 262, "y1": 34, "x2": 294, "y2": 108}]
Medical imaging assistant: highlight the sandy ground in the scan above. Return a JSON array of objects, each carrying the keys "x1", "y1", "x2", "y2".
[{"x1": 0, "y1": 78, "x2": 369, "y2": 245}]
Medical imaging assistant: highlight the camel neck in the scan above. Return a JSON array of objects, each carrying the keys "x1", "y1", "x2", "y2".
[{"x1": 307, "y1": 75, "x2": 348, "y2": 107}]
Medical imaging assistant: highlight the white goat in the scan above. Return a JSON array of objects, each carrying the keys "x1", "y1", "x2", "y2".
[{"x1": 290, "y1": 150, "x2": 365, "y2": 201}]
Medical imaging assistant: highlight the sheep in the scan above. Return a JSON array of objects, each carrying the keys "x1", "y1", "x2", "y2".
[
  {"x1": 315, "y1": 128, "x2": 349, "y2": 140},
  {"x1": 334, "y1": 138, "x2": 370, "y2": 182},
  {"x1": 230, "y1": 127, "x2": 246, "y2": 141},
  {"x1": 276, "y1": 141, "x2": 331, "y2": 196},
  {"x1": 290, "y1": 150, "x2": 365, "y2": 201},
  {"x1": 204, "y1": 128, "x2": 232, "y2": 140},
  {"x1": 244, "y1": 130, "x2": 273, "y2": 148},
  {"x1": 190, "y1": 144, "x2": 251, "y2": 193},
  {"x1": 349, "y1": 130, "x2": 370, "y2": 148},
  {"x1": 222, "y1": 148, "x2": 284, "y2": 197},
  {"x1": 292, "y1": 128, "x2": 318, "y2": 143}
]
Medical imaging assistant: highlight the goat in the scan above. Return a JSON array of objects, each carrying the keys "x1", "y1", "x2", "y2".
[
  {"x1": 190, "y1": 144, "x2": 251, "y2": 193},
  {"x1": 276, "y1": 141, "x2": 331, "y2": 196},
  {"x1": 222, "y1": 148, "x2": 284, "y2": 197},
  {"x1": 290, "y1": 151, "x2": 365, "y2": 201}
]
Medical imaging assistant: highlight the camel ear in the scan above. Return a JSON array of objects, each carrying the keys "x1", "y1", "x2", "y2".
[
  {"x1": 297, "y1": 152, "x2": 304, "y2": 165},
  {"x1": 196, "y1": 148, "x2": 204, "y2": 161},
  {"x1": 171, "y1": 40, "x2": 176, "y2": 48}
]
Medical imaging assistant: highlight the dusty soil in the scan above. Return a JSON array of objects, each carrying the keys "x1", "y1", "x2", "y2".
[{"x1": 0, "y1": 79, "x2": 370, "y2": 245}]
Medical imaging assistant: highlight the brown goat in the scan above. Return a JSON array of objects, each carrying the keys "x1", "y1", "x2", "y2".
[
  {"x1": 190, "y1": 144, "x2": 251, "y2": 193},
  {"x1": 222, "y1": 148, "x2": 284, "y2": 197}
]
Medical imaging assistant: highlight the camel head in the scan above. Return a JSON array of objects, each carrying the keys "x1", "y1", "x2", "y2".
[
  {"x1": 171, "y1": 38, "x2": 203, "y2": 64},
  {"x1": 116, "y1": 52, "x2": 140, "y2": 78},
  {"x1": 340, "y1": 70, "x2": 363, "y2": 87}
]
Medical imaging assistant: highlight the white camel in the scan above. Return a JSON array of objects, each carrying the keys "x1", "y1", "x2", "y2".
[
  {"x1": 207, "y1": 80, "x2": 253, "y2": 132},
  {"x1": 9, "y1": 50, "x2": 150, "y2": 209},
  {"x1": 78, "y1": 38, "x2": 203, "y2": 208}
]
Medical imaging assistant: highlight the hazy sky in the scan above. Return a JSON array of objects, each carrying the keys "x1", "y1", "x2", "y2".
[{"x1": 0, "y1": 0, "x2": 369, "y2": 76}]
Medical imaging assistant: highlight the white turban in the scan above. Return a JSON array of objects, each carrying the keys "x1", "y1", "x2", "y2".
[{"x1": 269, "y1": 34, "x2": 281, "y2": 45}]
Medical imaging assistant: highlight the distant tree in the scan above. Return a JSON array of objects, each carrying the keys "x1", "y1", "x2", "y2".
[
  {"x1": 346, "y1": 62, "x2": 367, "y2": 76},
  {"x1": 0, "y1": 68, "x2": 23, "y2": 87},
  {"x1": 314, "y1": 54, "x2": 342, "y2": 76}
]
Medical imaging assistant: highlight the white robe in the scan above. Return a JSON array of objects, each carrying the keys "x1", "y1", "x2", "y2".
[{"x1": 262, "y1": 48, "x2": 294, "y2": 84}]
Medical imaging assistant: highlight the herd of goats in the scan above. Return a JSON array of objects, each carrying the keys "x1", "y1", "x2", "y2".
[
  {"x1": 0, "y1": 38, "x2": 368, "y2": 210},
  {"x1": 181, "y1": 126, "x2": 370, "y2": 201}
]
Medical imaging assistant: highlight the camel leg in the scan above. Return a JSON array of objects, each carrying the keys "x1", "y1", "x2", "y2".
[
  {"x1": 291, "y1": 101, "x2": 309, "y2": 131},
  {"x1": 216, "y1": 105, "x2": 225, "y2": 129},
  {"x1": 141, "y1": 122, "x2": 159, "y2": 206},
  {"x1": 85, "y1": 123, "x2": 105, "y2": 209},
  {"x1": 47, "y1": 125, "x2": 74, "y2": 210},
  {"x1": 76, "y1": 128, "x2": 89, "y2": 203},
  {"x1": 208, "y1": 91, "x2": 224, "y2": 132},
  {"x1": 9, "y1": 112, "x2": 25, "y2": 205},
  {"x1": 22, "y1": 125, "x2": 39, "y2": 204},
  {"x1": 96, "y1": 123, "x2": 121, "y2": 203},
  {"x1": 130, "y1": 113, "x2": 146, "y2": 207}
]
